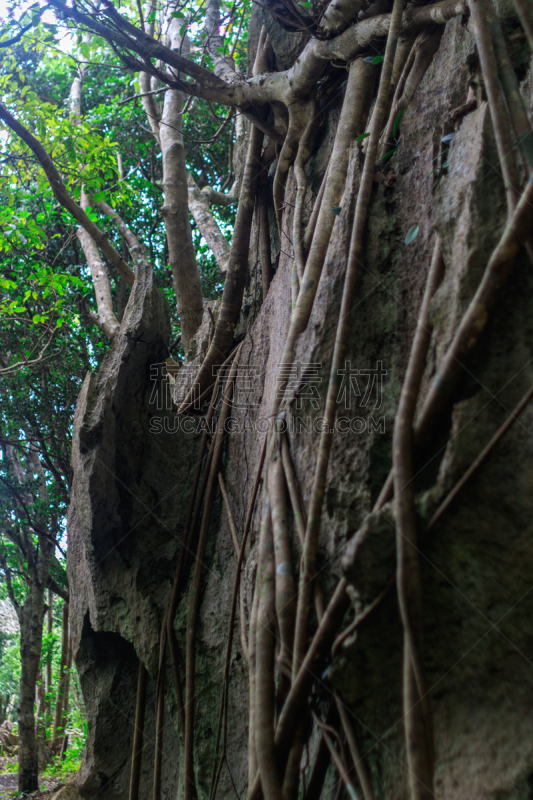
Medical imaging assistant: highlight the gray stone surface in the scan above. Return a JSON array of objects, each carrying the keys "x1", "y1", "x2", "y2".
[{"x1": 67, "y1": 8, "x2": 533, "y2": 800}]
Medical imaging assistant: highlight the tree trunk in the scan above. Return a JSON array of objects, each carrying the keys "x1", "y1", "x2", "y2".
[
  {"x1": 159, "y1": 20, "x2": 204, "y2": 353},
  {"x1": 18, "y1": 582, "x2": 49, "y2": 793},
  {"x1": 52, "y1": 602, "x2": 69, "y2": 751},
  {"x1": 44, "y1": 588, "x2": 52, "y2": 725},
  {"x1": 60, "y1": 638, "x2": 72, "y2": 758},
  {"x1": 36, "y1": 669, "x2": 47, "y2": 770}
]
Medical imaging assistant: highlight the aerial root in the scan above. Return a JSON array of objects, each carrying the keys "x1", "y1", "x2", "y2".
[
  {"x1": 489, "y1": 5, "x2": 533, "y2": 175},
  {"x1": 219, "y1": 470, "x2": 249, "y2": 661},
  {"x1": 267, "y1": 455, "x2": 296, "y2": 710},
  {"x1": 380, "y1": 27, "x2": 444, "y2": 161},
  {"x1": 469, "y1": 0, "x2": 521, "y2": 216},
  {"x1": 183, "y1": 346, "x2": 243, "y2": 800},
  {"x1": 273, "y1": 109, "x2": 309, "y2": 234},
  {"x1": 293, "y1": 100, "x2": 319, "y2": 285},
  {"x1": 291, "y1": 0, "x2": 407, "y2": 713},
  {"x1": 511, "y1": 0, "x2": 533, "y2": 50},
  {"x1": 153, "y1": 659, "x2": 165, "y2": 800},
  {"x1": 128, "y1": 662, "x2": 148, "y2": 800},
  {"x1": 255, "y1": 496, "x2": 282, "y2": 800},
  {"x1": 258, "y1": 168, "x2": 273, "y2": 300},
  {"x1": 177, "y1": 120, "x2": 264, "y2": 412},
  {"x1": 335, "y1": 694, "x2": 376, "y2": 800},
  {"x1": 393, "y1": 237, "x2": 444, "y2": 800}
]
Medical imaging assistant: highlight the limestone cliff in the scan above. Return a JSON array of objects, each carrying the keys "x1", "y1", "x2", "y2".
[{"x1": 67, "y1": 6, "x2": 533, "y2": 800}]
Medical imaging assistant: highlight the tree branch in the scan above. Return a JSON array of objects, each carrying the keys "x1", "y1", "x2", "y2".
[
  {"x1": 46, "y1": 574, "x2": 69, "y2": 603},
  {"x1": 0, "y1": 103, "x2": 135, "y2": 287},
  {"x1": 187, "y1": 173, "x2": 231, "y2": 273},
  {"x1": 0, "y1": 555, "x2": 20, "y2": 617}
]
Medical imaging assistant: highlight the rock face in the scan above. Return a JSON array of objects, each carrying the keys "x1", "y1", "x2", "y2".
[
  {"x1": 68, "y1": 7, "x2": 533, "y2": 800},
  {"x1": 68, "y1": 261, "x2": 195, "y2": 799}
]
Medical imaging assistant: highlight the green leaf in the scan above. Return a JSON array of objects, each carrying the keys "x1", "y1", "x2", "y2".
[
  {"x1": 330, "y1": 207, "x2": 342, "y2": 215},
  {"x1": 147, "y1": 11, "x2": 156, "y2": 22},
  {"x1": 171, "y1": 10, "x2": 186, "y2": 17},
  {"x1": 381, "y1": 146, "x2": 397, "y2": 163},
  {"x1": 80, "y1": 42, "x2": 90, "y2": 59},
  {"x1": 364, "y1": 55, "x2": 384, "y2": 65},
  {"x1": 355, "y1": 132, "x2": 370, "y2": 142},
  {"x1": 405, "y1": 225, "x2": 420, "y2": 245},
  {"x1": 392, "y1": 107, "x2": 405, "y2": 140},
  {"x1": 299, "y1": 2, "x2": 312, "y2": 6}
]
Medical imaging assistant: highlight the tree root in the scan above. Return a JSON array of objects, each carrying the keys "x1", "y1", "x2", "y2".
[
  {"x1": 183, "y1": 347, "x2": 242, "y2": 800},
  {"x1": 153, "y1": 658, "x2": 165, "y2": 800},
  {"x1": 335, "y1": 695, "x2": 375, "y2": 800},
  {"x1": 248, "y1": 586, "x2": 260, "y2": 788},
  {"x1": 128, "y1": 664, "x2": 148, "y2": 800},
  {"x1": 380, "y1": 27, "x2": 443, "y2": 161},
  {"x1": 489, "y1": 4, "x2": 533, "y2": 175},
  {"x1": 512, "y1": 0, "x2": 533, "y2": 50},
  {"x1": 255, "y1": 497, "x2": 282, "y2": 800},
  {"x1": 258, "y1": 170, "x2": 274, "y2": 300},
  {"x1": 281, "y1": 434, "x2": 325, "y2": 620},
  {"x1": 468, "y1": 0, "x2": 521, "y2": 215},
  {"x1": 292, "y1": 0, "x2": 406, "y2": 690},
  {"x1": 178, "y1": 127, "x2": 265, "y2": 411},
  {"x1": 247, "y1": 579, "x2": 351, "y2": 800},
  {"x1": 302, "y1": 160, "x2": 328, "y2": 255},
  {"x1": 273, "y1": 109, "x2": 308, "y2": 234},
  {"x1": 393, "y1": 238, "x2": 444, "y2": 800},
  {"x1": 313, "y1": 713, "x2": 357, "y2": 800},
  {"x1": 293, "y1": 102, "x2": 318, "y2": 284},
  {"x1": 219, "y1": 470, "x2": 249, "y2": 661},
  {"x1": 267, "y1": 456, "x2": 296, "y2": 710}
]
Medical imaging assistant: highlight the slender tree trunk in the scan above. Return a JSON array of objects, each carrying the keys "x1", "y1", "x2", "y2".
[
  {"x1": 60, "y1": 639, "x2": 72, "y2": 758},
  {"x1": 36, "y1": 669, "x2": 47, "y2": 770},
  {"x1": 18, "y1": 578, "x2": 49, "y2": 793},
  {"x1": 45, "y1": 589, "x2": 52, "y2": 723},
  {"x1": 52, "y1": 602, "x2": 69, "y2": 751}
]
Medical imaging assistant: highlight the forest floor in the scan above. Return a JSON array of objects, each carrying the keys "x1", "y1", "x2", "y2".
[{"x1": 0, "y1": 771, "x2": 73, "y2": 798}]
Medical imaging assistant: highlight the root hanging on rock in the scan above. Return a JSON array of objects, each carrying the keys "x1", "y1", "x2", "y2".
[
  {"x1": 129, "y1": 662, "x2": 148, "y2": 800},
  {"x1": 392, "y1": 238, "x2": 444, "y2": 800},
  {"x1": 255, "y1": 496, "x2": 282, "y2": 800},
  {"x1": 267, "y1": 455, "x2": 296, "y2": 709},
  {"x1": 292, "y1": 0, "x2": 406, "y2": 690}
]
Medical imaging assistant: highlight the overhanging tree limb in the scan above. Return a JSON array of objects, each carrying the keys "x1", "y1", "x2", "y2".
[{"x1": 0, "y1": 103, "x2": 135, "y2": 287}]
